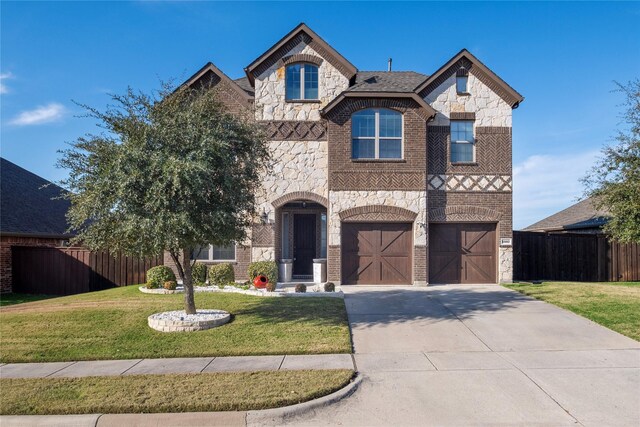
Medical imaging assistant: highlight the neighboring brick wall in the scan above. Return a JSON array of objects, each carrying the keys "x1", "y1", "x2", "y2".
[
  {"x1": 0, "y1": 236, "x2": 63, "y2": 293},
  {"x1": 326, "y1": 98, "x2": 427, "y2": 191}
]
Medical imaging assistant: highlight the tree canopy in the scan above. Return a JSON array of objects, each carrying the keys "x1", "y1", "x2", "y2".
[
  {"x1": 59, "y1": 83, "x2": 270, "y2": 312},
  {"x1": 583, "y1": 79, "x2": 640, "y2": 243}
]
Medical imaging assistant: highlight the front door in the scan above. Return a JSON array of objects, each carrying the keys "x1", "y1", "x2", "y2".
[{"x1": 294, "y1": 214, "x2": 316, "y2": 276}]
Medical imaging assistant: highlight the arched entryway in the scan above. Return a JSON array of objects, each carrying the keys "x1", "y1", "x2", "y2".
[{"x1": 272, "y1": 192, "x2": 328, "y2": 280}]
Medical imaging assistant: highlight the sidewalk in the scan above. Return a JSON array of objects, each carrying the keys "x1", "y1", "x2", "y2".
[{"x1": 0, "y1": 354, "x2": 355, "y2": 379}]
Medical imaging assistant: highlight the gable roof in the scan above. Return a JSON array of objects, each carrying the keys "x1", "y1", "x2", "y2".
[
  {"x1": 244, "y1": 23, "x2": 358, "y2": 86},
  {"x1": 1, "y1": 158, "x2": 73, "y2": 238},
  {"x1": 523, "y1": 197, "x2": 610, "y2": 232},
  {"x1": 347, "y1": 71, "x2": 429, "y2": 93},
  {"x1": 415, "y1": 49, "x2": 524, "y2": 108},
  {"x1": 181, "y1": 62, "x2": 254, "y2": 104}
]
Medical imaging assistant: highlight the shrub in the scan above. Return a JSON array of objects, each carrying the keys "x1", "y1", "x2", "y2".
[
  {"x1": 146, "y1": 266, "x2": 176, "y2": 289},
  {"x1": 266, "y1": 282, "x2": 277, "y2": 292},
  {"x1": 209, "y1": 263, "x2": 235, "y2": 286},
  {"x1": 192, "y1": 262, "x2": 208, "y2": 285},
  {"x1": 295, "y1": 283, "x2": 307, "y2": 293},
  {"x1": 248, "y1": 261, "x2": 278, "y2": 285},
  {"x1": 324, "y1": 282, "x2": 335, "y2": 292},
  {"x1": 163, "y1": 280, "x2": 177, "y2": 290}
]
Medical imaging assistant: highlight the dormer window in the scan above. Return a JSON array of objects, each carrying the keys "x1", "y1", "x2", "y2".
[
  {"x1": 456, "y1": 68, "x2": 469, "y2": 94},
  {"x1": 285, "y1": 63, "x2": 318, "y2": 100}
]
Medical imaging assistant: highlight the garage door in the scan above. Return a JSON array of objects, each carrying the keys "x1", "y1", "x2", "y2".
[
  {"x1": 342, "y1": 223, "x2": 412, "y2": 285},
  {"x1": 429, "y1": 223, "x2": 496, "y2": 284}
]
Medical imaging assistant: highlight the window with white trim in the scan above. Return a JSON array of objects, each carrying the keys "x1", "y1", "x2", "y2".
[
  {"x1": 450, "y1": 120, "x2": 475, "y2": 163},
  {"x1": 285, "y1": 63, "x2": 318, "y2": 100},
  {"x1": 191, "y1": 244, "x2": 235, "y2": 261},
  {"x1": 351, "y1": 108, "x2": 403, "y2": 159}
]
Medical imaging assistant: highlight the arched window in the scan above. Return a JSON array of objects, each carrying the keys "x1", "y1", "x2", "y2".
[
  {"x1": 285, "y1": 63, "x2": 318, "y2": 100},
  {"x1": 351, "y1": 108, "x2": 403, "y2": 159}
]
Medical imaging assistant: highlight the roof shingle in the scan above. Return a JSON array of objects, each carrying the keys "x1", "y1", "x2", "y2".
[
  {"x1": 1, "y1": 158, "x2": 73, "y2": 237},
  {"x1": 523, "y1": 197, "x2": 610, "y2": 232}
]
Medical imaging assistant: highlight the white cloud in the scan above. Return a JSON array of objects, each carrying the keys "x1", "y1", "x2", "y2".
[
  {"x1": 9, "y1": 103, "x2": 66, "y2": 126},
  {"x1": 0, "y1": 72, "x2": 13, "y2": 94},
  {"x1": 513, "y1": 150, "x2": 600, "y2": 229}
]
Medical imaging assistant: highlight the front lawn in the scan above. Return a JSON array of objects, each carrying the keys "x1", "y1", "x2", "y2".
[
  {"x1": 0, "y1": 293, "x2": 57, "y2": 307},
  {"x1": 0, "y1": 369, "x2": 354, "y2": 415},
  {"x1": 505, "y1": 281, "x2": 640, "y2": 341},
  {"x1": 0, "y1": 286, "x2": 351, "y2": 363}
]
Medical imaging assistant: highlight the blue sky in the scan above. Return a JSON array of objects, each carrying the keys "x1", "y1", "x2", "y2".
[{"x1": 1, "y1": 1, "x2": 639, "y2": 228}]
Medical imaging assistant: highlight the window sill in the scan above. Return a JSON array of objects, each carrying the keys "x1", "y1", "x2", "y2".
[
  {"x1": 456, "y1": 92, "x2": 471, "y2": 96},
  {"x1": 450, "y1": 162, "x2": 478, "y2": 166},
  {"x1": 285, "y1": 99, "x2": 321, "y2": 104},
  {"x1": 351, "y1": 158, "x2": 406, "y2": 163}
]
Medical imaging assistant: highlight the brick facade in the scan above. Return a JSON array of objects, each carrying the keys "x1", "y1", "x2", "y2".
[{"x1": 1, "y1": 236, "x2": 65, "y2": 293}]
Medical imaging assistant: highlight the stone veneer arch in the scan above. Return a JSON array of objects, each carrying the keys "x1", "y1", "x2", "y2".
[
  {"x1": 339, "y1": 205, "x2": 418, "y2": 223},
  {"x1": 281, "y1": 53, "x2": 324, "y2": 67},
  {"x1": 328, "y1": 98, "x2": 433, "y2": 122},
  {"x1": 271, "y1": 191, "x2": 328, "y2": 209},
  {"x1": 429, "y1": 205, "x2": 501, "y2": 222}
]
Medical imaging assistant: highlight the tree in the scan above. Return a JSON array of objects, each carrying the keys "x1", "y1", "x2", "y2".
[
  {"x1": 59, "y1": 83, "x2": 270, "y2": 313},
  {"x1": 582, "y1": 79, "x2": 640, "y2": 243}
]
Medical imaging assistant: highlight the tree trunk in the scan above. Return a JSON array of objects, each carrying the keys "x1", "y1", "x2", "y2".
[{"x1": 181, "y1": 249, "x2": 197, "y2": 314}]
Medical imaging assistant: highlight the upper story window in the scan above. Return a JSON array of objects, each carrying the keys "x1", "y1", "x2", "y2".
[
  {"x1": 192, "y1": 244, "x2": 236, "y2": 262},
  {"x1": 456, "y1": 68, "x2": 469, "y2": 94},
  {"x1": 450, "y1": 120, "x2": 475, "y2": 163},
  {"x1": 352, "y1": 108, "x2": 403, "y2": 159},
  {"x1": 285, "y1": 63, "x2": 318, "y2": 100},
  {"x1": 456, "y1": 75, "x2": 468, "y2": 93}
]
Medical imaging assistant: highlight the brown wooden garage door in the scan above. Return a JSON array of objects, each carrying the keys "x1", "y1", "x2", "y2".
[
  {"x1": 429, "y1": 223, "x2": 496, "y2": 284},
  {"x1": 342, "y1": 223, "x2": 412, "y2": 285}
]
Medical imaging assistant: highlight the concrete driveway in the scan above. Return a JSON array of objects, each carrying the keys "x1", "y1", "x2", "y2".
[{"x1": 260, "y1": 284, "x2": 640, "y2": 427}]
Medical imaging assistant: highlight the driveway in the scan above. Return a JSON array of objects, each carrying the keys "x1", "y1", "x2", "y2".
[{"x1": 259, "y1": 284, "x2": 640, "y2": 427}]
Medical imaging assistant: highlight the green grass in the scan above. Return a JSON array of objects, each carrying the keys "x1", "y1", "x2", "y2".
[
  {"x1": 0, "y1": 285, "x2": 351, "y2": 363},
  {"x1": 0, "y1": 293, "x2": 57, "y2": 307},
  {"x1": 505, "y1": 281, "x2": 640, "y2": 341},
  {"x1": 0, "y1": 369, "x2": 354, "y2": 415}
]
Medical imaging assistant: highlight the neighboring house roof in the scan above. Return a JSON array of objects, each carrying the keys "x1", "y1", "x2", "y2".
[
  {"x1": 233, "y1": 77, "x2": 255, "y2": 96},
  {"x1": 347, "y1": 71, "x2": 429, "y2": 93},
  {"x1": 415, "y1": 49, "x2": 524, "y2": 108},
  {"x1": 523, "y1": 197, "x2": 610, "y2": 232},
  {"x1": 244, "y1": 22, "x2": 358, "y2": 86},
  {"x1": 0, "y1": 157, "x2": 73, "y2": 238}
]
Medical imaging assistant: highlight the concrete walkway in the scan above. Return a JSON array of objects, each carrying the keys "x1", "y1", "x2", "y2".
[
  {"x1": 0, "y1": 354, "x2": 354, "y2": 378},
  {"x1": 264, "y1": 284, "x2": 640, "y2": 427}
]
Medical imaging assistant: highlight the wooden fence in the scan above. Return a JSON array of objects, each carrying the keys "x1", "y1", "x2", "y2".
[
  {"x1": 12, "y1": 247, "x2": 163, "y2": 295},
  {"x1": 513, "y1": 231, "x2": 639, "y2": 282}
]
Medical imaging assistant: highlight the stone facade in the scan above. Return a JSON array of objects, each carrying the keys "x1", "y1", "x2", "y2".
[
  {"x1": 257, "y1": 140, "x2": 328, "y2": 223},
  {"x1": 254, "y1": 43, "x2": 349, "y2": 121},
  {"x1": 424, "y1": 73, "x2": 512, "y2": 127}
]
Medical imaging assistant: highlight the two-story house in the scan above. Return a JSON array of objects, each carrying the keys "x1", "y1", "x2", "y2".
[{"x1": 166, "y1": 23, "x2": 523, "y2": 285}]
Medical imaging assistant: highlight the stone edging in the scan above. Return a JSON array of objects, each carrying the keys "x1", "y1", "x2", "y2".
[
  {"x1": 148, "y1": 310, "x2": 231, "y2": 332},
  {"x1": 139, "y1": 285, "x2": 344, "y2": 299}
]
